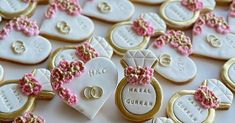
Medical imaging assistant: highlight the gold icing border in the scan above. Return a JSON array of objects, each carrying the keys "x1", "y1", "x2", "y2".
[
  {"x1": 107, "y1": 21, "x2": 150, "y2": 56},
  {"x1": 166, "y1": 90, "x2": 215, "y2": 123},
  {"x1": 216, "y1": 0, "x2": 233, "y2": 6},
  {"x1": 159, "y1": 0, "x2": 200, "y2": 29},
  {"x1": 115, "y1": 77, "x2": 163, "y2": 122},
  {"x1": 221, "y1": 58, "x2": 235, "y2": 93}
]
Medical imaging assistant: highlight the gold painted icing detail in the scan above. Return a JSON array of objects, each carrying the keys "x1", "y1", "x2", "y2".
[
  {"x1": 158, "y1": 53, "x2": 172, "y2": 67},
  {"x1": 216, "y1": 0, "x2": 233, "y2": 6},
  {"x1": 97, "y1": 2, "x2": 112, "y2": 13},
  {"x1": 11, "y1": 41, "x2": 26, "y2": 54},
  {"x1": 221, "y1": 58, "x2": 235, "y2": 93},
  {"x1": 115, "y1": 77, "x2": 163, "y2": 122},
  {"x1": 167, "y1": 90, "x2": 215, "y2": 123},
  {"x1": 107, "y1": 21, "x2": 150, "y2": 56},
  {"x1": 83, "y1": 86, "x2": 103, "y2": 100},
  {"x1": 206, "y1": 35, "x2": 222, "y2": 48},
  {"x1": 159, "y1": 0, "x2": 200, "y2": 29},
  {"x1": 56, "y1": 21, "x2": 71, "y2": 35}
]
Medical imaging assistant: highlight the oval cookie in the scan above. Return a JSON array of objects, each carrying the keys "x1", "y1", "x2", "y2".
[
  {"x1": 0, "y1": 0, "x2": 37, "y2": 19},
  {"x1": 82, "y1": 0, "x2": 135, "y2": 23},
  {"x1": 221, "y1": 58, "x2": 235, "y2": 92}
]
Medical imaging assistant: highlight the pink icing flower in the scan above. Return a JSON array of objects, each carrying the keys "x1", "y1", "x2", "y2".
[
  {"x1": 154, "y1": 37, "x2": 165, "y2": 48},
  {"x1": 181, "y1": 0, "x2": 203, "y2": 12},
  {"x1": 45, "y1": 0, "x2": 81, "y2": 19},
  {"x1": 193, "y1": 25, "x2": 202, "y2": 35},
  {"x1": 132, "y1": 17, "x2": 154, "y2": 36},
  {"x1": 19, "y1": 74, "x2": 42, "y2": 96},
  {"x1": 194, "y1": 86, "x2": 220, "y2": 109},
  {"x1": 76, "y1": 42, "x2": 99, "y2": 63},
  {"x1": 68, "y1": 94, "x2": 78, "y2": 105},
  {"x1": 13, "y1": 112, "x2": 44, "y2": 123}
]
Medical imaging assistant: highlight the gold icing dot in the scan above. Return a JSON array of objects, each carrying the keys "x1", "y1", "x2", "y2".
[
  {"x1": 159, "y1": 53, "x2": 172, "y2": 67},
  {"x1": 83, "y1": 86, "x2": 103, "y2": 100},
  {"x1": 206, "y1": 34, "x2": 222, "y2": 48},
  {"x1": 11, "y1": 41, "x2": 26, "y2": 54},
  {"x1": 56, "y1": 21, "x2": 71, "y2": 34},
  {"x1": 97, "y1": 2, "x2": 112, "y2": 13}
]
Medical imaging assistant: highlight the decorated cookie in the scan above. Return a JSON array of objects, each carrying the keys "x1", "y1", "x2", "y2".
[
  {"x1": 82, "y1": 0, "x2": 135, "y2": 23},
  {"x1": 228, "y1": 1, "x2": 235, "y2": 34},
  {"x1": 192, "y1": 12, "x2": 235, "y2": 60},
  {"x1": 131, "y1": 0, "x2": 165, "y2": 4},
  {"x1": 159, "y1": 0, "x2": 202, "y2": 29},
  {"x1": 0, "y1": 68, "x2": 54, "y2": 121},
  {"x1": 167, "y1": 79, "x2": 233, "y2": 123},
  {"x1": 51, "y1": 57, "x2": 118, "y2": 119},
  {"x1": 116, "y1": 50, "x2": 163, "y2": 122},
  {"x1": 148, "y1": 30, "x2": 197, "y2": 84},
  {"x1": 0, "y1": 0, "x2": 37, "y2": 19},
  {"x1": 221, "y1": 58, "x2": 235, "y2": 93},
  {"x1": 0, "y1": 16, "x2": 52, "y2": 64},
  {"x1": 49, "y1": 36, "x2": 113, "y2": 68},
  {"x1": 152, "y1": 117, "x2": 174, "y2": 123},
  {"x1": 40, "y1": 0, "x2": 95, "y2": 42},
  {"x1": 107, "y1": 17, "x2": 153, "y2": 55},
  {"x1": 13, "y1": 112, "x2": 44, "y2": 123},
  {"x1": 0, "y1": 65, "x2": 4, "y2": 81},
  {"x1": 140, "y1": 12, "x2": 166, "y2": 36},
  {"x1": 202, "y1": 0, "x2": 216, "y2": 12}
]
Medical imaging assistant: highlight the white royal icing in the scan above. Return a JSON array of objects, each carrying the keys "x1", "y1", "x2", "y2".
[
  {"x1": 0, "y1": 83, "x2": 28, "y2": 113},
  {"x1": 0, "y1": 30, "x2": 52, "y2": 64},
  {"x1": 62, "y1": 57, "x2": 118, "y2": 119},
  {"x1": 0, "y1": 0, "x2": 29, "y2": 13},
  {"x1": 33, "y1": 68, "x2": 53, "y2": 91},
  {"x1": 132, "y1": 0, "x2": 165, "y2": 4},
  {"x1": 148, "y1": 43, "x2": 197, "y2": 83},
  {"x1": 154, "y1": 117, "x2": 174, "y2": 123},
  {"x1": 40, "y1": 11, "x2": 94, "y2": 42},
  {"x1": 82, "y1": 0, "x2": 135, "y2": 22},
  {"x1": 228, "y1": 63, "x2": 235, "y2": 83},
  {"x1": 0, "y1": 65, "x2": 3, "y2": 81},
  {"x1": 202, "y1": 0, "x2": 216, "y2": 11},
  {"x1": 122, "y1": 83, "x2": 156, "y2": 114},
  {"x1": 173, "y1": 95, "x2": 209, "y2": 123},
  {"x1": 228, "y1": 16, "x2": 235, "y2": 34},
  {"x1": 193, "y1": 25, "x2": 235, "y2": 60}
]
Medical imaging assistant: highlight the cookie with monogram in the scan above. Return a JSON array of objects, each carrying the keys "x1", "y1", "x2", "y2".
[
  {"x1": 116, "y1": 50, "x2": 163, "y2": 122},
  {"x1": 0, "y1": 0, "x2": 37, "y2": 19},
  {"x1": 131, "y1": 0, "x2": 165, "y2": 4},
  {"x1": 0, "y1": 65, "x2": 4, "y2": 81},
  {"x1": 221, "y1": 58, "x2": 235, "y2": 93},
  {"x1": 148, "y1": 30, "x2": 197, "y2": 84},
  {"x1": 107, "y1": 17, "x2": 154, "y2": 55},
  {"x1": 0, "y1": 68, "x2": 54, "y2": 121},
  {"x1": 40, "y1": 0, "x2": 95, "y2": 42},
  {"x1": 82, "y1": 0, "x2": 135, "y2": 23},
  {"x1": 152, "y1": 117, "x2": 174, "y2": 123},
  {"x1": 48, "y1": 36, "x2": 113, "y2": 68},
  {"x1": 140, "y1": 12, "x2": 166, "y2": 36},
  {"x1": 228, "y1": 1, "x2": 235, "y2": 34},
  {"x1": 0, "y1": 16, "x2": 52, "y2": 64},
  {"x1": 50, "y1": 57, "x2": 118, "y2": 119},
  {"x1": 192, "y1": 12, "x2": 235, "y2": 60}
]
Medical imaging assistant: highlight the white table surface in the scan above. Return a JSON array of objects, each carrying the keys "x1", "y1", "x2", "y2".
[{"x1": 0, "y1": 1, "x2": 234, "y2": 123}]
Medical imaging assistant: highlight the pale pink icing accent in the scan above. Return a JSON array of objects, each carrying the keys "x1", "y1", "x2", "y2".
[
  {"x1": 76, "y1": 42, "x2": 99, "y2": 63},
  {"x1": 13, "y1": 112, "x2": 44, "y2": 123},
  {"x1": 19, "y1": 73, "x2": 42, "y2": 96},
  {"x1": 194, "y1": 86, "x2": 220, "y2": 109},
  {"x1": 45, "y1": 0, "x2": 81, "y2": 19},
  {"x1": 124, "y1": 66, "x2": 154, "y2": 85},
  {"x1": 132, "y1": 17, "x2": 154, "y2": 36},
  {"x1": 0, "y1": 16, "x2": 39, "y2": 39},
  {"x1": 51, "y1": 60, "x2": 85, "y2": 105},
  {"x1": 229, "y1": 1, "x2": 235, "y2": 17},
  {"x1": 154, "y1": 30, "x2": 193, "y2": 56},
  {"x1": 193, "y1": 12, "x2": 230, "y2": 35},
  {"x1": 181, "y1": 0, "x2": 203, "y2": 12}
]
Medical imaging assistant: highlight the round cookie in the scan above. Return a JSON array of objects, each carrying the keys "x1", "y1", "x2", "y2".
[
  {"x1": 221, "y1": 58, "x2": 235, "y2": 93},
  {"x1": 82, "y1": 0, "x2": 135, "y2": 23}
]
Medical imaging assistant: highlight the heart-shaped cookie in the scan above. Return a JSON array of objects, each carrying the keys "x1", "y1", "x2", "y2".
[
  {"x1": 82, "y1": 0, "x2": 135, "y2": 23},
  {"x1": 40, "y1": 0, "x2": 94, "y2": 42},
  {"x1": 49, "y1": 36, "x2": 113, "y2": 68},
  {"x1": 192, "y1": 13, "x2": 235, "y2": 60},
  {"x1": 0, "y1": 65, "x2": 4, "y2": 81},
  {"x1": 0, "y1": 68, "x2": 54, "y2": 121},
  {"x1": 51, "y1": 57, "x2": 118, "y2": 119},
  {"x1": 131, "y1": 0, "x2": 165, "y2": 4},
  {"x1": 0, "y1": 0, "x2": 37, "y2": 19},
  {"x1": 221, "y1": 58, "x2": 235, "y2": 92},
  {"x1": 0, "y1": 16, "x2": 52, "y2": 64},
  {"x1": 148, "y1": 30, "x2": 197, "y2": 84}
]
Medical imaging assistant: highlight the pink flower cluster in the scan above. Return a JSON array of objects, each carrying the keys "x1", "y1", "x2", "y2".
[
  {"x1": 45, "y1": 0, "x2": 81, "y2": 19},
  {"x1": 19, "y1": 74, "x2": 42, "y2": 96},
  {"x1": 229, "y1": 1, "x2": 235, "y2": 17},
  {"x1": 181, "y1": 0, "x2": 203, "y2": 12},
  {"x1": 154, "y1": 30, "x2": 193, "y2": 56},
  {"x1": 193, "y1": 13, "x2": 230, "y2": 35},
  {"x1": 51, "y1": 60, "x2": 85, "y2": 105},
  {"x1": 132, "y1": 17, "x2": 154, "y2": 36},
  {"x1": 13, "y1": 112, "x2": 44, "y2": 123},
  {"x1": 0, "y1": 16, "x2": 39, "y2": 39},
  {"x1": 124, "y1": 66, "x2": 154, "y2": 85},
  {"x1": 194, "y1": 86, "x2": 220, "y2": 109},
  {"x1": 76, "y1": 42, "x2": 99, "y2": 63}
]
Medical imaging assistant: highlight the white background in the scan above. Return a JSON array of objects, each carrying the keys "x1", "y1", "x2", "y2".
[{"x1": 0, "y1": 0, "x2": 234, "y2": 123}]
